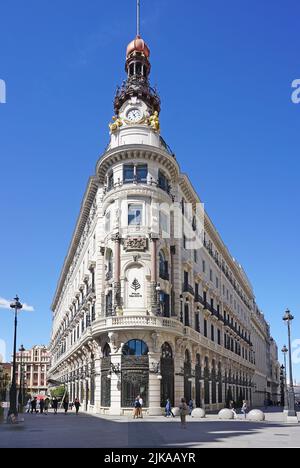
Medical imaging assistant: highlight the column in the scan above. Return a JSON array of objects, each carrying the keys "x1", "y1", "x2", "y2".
[
  {"x1": 150, "y1": 237, "x2": 158, "y2": 314},
  {"x1": 113, "y1": 234, "x2": 121, "y2": 310},
  {"x1": 109, "y1": 352, "x2": 122, "y2": 416},
  {"x1": 148, "y1": 352, "x2": 162, "y2": 416},
  {"x1": 174, "y1": 351, "x2": 184, "y2": 407}
]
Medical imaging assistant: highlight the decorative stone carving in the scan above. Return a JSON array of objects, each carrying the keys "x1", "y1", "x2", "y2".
[
  {"x1": 108, "y1": 332, "x2": 120, "y2": 352},
  {"x1": 124, "y1": 237, "x2": 148, "y2": 252}
]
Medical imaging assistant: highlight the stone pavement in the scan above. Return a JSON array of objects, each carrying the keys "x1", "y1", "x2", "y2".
[{"x1": 0, "y1": 410, "x2": 299, "y2": 448}]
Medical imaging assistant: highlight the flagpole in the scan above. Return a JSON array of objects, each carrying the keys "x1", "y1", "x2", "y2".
[{"x1": 137, "y1": 0, "x2": 140, "y2": 36}]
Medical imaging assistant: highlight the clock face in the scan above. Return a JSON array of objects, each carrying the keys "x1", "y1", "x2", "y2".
[{"x1": 126, "y1": 108, "x2": 142, "y2": 122}]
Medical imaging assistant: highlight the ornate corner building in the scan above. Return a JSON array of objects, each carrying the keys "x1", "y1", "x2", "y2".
[{"x1": 49, "y1": 31, "x2": 280, "y2": 415}]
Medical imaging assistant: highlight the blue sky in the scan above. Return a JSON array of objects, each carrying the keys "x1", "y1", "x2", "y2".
[{"x1": 0, "y1": 0, "x2": 299, "y2": 380}]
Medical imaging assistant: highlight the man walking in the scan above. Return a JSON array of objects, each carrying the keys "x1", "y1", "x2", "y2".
[
  {"x1": 39, "y1": 398, "x2": 45, "y2": 414},
  {"x1": 52, "y1": 397, "x2": 58, "y2": 415}
]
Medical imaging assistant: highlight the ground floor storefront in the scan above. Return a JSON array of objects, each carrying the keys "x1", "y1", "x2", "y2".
[{"x1": 51, "y1": 330, "x2": 254, "y2": 415}]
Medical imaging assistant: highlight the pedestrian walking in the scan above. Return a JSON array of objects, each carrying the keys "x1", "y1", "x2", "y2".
[
  {"x1": 44, "y1": 398, "x2": 49, "y2": 415},
  {"x1": 74, "y1": 398, "x2": 81, "y2": 415},
  {"x1": 133, "y1": 397, "x2": 141, "y2": 419},
  {"x1": 179, "y1": 398, "x2": 189, "y2": 428},
  {"x1": 165, "y1": 399, "x2": 175, "y2": 418},
  {"x1": 25, "y1": 398, "x2": 31, "y2": 413},
  {"x1": 188, "y1": 399, "x2": 194, "y2": 415},
  {"x1": 52, "y1": 397, "x2": 58, "y2": 415},
  {"x1": 241, "y1": 400, "x2": 248, "y2": 419},
  {"x1": 31, "y1": 397, "x2": 38, "y2": 414},
  {"x1": 138, "y1": 395, "x2": 144, "y2": 419},
  {"x1": 229, "y1": 400, "x2": 237, "y2": 419},
  {"x1": 39, "y1": 398, "x2": 45, "y2": 414},
  {"x1": 63, "y1": 398, "x2": 69, "y2": 414}
]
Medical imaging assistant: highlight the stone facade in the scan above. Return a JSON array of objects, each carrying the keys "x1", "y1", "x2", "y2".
[{"x1": 48, "y1": 31, "x2": 278, "y2": 414}]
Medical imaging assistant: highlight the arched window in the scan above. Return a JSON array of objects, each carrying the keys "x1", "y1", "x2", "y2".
[
  {"x1": 162, "y1": 343, "x2": 173, "y2": 359},
  {"x1": 121, "y1": 340, "x2": 149, "y2": 408},
  {"x1": 184, "y1": 350, "x2": 192, "y2": 402},
  {"x1": 106, "y1": 249, "x2": 113, "y2": 280},
  {"x1": 195, "y1": 354, "x2": 202, "y2": 408},
  {"x1": 161, "y1": 343, "x2": 174, "y2": 407},
  {"x1": 159, "y1": 251, "x2": 169, "y2": 280},
  {"x1": 101, "y1": 344, "x2": 111, "y2": 407},
  {"x1": 103, "y1": 343, "x2": 111, "y2": 357},
  {"x1": 122, "y1": 340, "x2": 149, "y2": 356}
]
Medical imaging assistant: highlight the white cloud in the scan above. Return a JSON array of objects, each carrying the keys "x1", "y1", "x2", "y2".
[{"x1": 0, "y1": 297, "x2": 34, "y2": 312}]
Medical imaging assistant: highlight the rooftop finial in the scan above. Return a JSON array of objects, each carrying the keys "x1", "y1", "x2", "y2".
[{"x1": 137, "y1": 0, "x2": 141, "y2": 37}]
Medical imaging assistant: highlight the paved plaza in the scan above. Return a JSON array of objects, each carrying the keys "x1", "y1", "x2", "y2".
[{"x1": 0, "y1": 410, "x2": 299, "y2": 448}]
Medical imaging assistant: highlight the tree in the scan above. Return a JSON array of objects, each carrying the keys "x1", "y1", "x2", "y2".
[{"x1": 50, "y1": 386, "x2": 66, "y2": 400}]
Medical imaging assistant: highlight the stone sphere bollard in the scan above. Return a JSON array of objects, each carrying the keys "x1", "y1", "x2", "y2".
[
  {"x1": 191, "y1": 408, "x2": 206, "y2": 419},
  {"x1": 218, "y1": 408, "x2": 234, "y2": 420},
  {"x1": 247, "y1": 410, "x2": 265, "y2": 422},
  {"x1": 172, "y1": 407, "x2": 180, "y2": 417}
]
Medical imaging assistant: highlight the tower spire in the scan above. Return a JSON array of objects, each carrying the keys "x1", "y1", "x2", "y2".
[{"x1": 137, "y1": 0, "x2": 141, "y2": 37}]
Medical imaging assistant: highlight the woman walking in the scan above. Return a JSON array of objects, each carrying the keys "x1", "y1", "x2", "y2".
[
  {"x1": 179, "y1": 398, "x2": 189, "y2": 429},
  {"x1": 74, "y1": 398, "x2": 81, "y2": 415}
]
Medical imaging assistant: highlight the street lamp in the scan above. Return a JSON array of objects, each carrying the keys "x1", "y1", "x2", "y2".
[
  {"x1": 8, "y1": 296, "x2": 23, "y2": 420},
  {"x1": 281, "y1": 345, "x2": 289, "y2": 412},
  {"x1": 18, "y1": 344, "x2": 25, "y2": 412},
  {"x1": 282, "y1": 309, "x2": 296, "y2": 417}
]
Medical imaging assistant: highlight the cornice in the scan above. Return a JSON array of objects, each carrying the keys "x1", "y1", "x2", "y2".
[{"x1": 96, "y1": 144, "x2": 180, "y2": 183}]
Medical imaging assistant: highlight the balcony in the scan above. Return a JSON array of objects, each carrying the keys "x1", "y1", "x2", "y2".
[
  {"x1": 182, "y1": 284, "x2": 195, "y2": 296},
  {"x1": 159, "y1": 271, "x2": 170, "y2": 281},
  {"x1": 195, "y1": 294, "x2": 204, "y2": 305}
]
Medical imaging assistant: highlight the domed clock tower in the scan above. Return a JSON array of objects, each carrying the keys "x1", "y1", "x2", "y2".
[{"x1": 109, "y1": 33, "x2": 162, "y2": 150}]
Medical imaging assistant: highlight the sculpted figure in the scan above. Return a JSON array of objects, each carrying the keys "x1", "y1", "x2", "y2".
[
  {"x1": 148, "y1": 111, "x2": 160, "y2": 131},
  {"x1": 109, "y1": 116, "x2": 123, "y2": 133}
]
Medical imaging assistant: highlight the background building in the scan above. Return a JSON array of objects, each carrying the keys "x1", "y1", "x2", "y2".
[
  {"x1": 13, "y1": 346, "x2": 50, "y2": 396},
  {"x1": 0, "y1": 361, "x2": 11, "y2": 401},
  {"x1": 49, "y1": 26, "x2": 279, "y2": 415}
]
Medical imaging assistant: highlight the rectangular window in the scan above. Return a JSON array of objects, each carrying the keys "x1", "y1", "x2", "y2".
[
  {"x1": 210, "y1": 269, "x2": 213, "y2": 281},
  {"x1": 216, "y1": 277, "x2": 219, "y2": 289},
  {"x1": 194, "y1": 250, "x2": 198, "y2": 263},
  {"x1": 128, "y1": 204, "x2": 143, "y2": 226},
  {"x1": 158, "y1": 170, "x2": 169, "y2": 192},
  {"x1": 159, "y1": 211, "x2": 170, "y2": 235},
  {"x1": 136, "y1": 165, "x2": 148, "y2": 183},
  {"x1": 195, "y1": 313, "x2": 200, "y2": 333},
  {"x1": 211, "y1": 325, "x2": 215, "y2": 342},
  {"x1": 123, "y1": 165, "x2": 135, "y2": 183},
  {"x1": 105, "y1": 211, "x2": 111, "y2": 233},
  {"x1": 218, "y1": 329, "x2": 221, "y2": 345},
  {"x1": 107, "y1": 172, "x2": 114, "y2": 191},
  {"x1": 204, "y1": 319, "x2": 207, "y2": 338},
  {"x1": 202, "y1": 260, "x2": 206, "y2": 273}
]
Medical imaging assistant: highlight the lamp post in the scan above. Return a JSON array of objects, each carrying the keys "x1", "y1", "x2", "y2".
[
  {"x1": 282, "y1": 309, "x2": 296, "y2": 417},
  {"x1": 18, "y1": 345, "x2": 25, "y2": 412},
  {"x1": 8, "y1": 296, "x2": 23, "y2": 419},
  {"x1": 281, "y1": 345, "x2": 289, "y2": 412}
]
